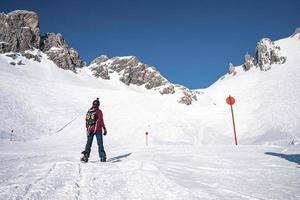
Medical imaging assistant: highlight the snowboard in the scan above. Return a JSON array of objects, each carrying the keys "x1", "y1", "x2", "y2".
[{"x1": 80, "y1": 157, "x2": 121, "y2": 163}]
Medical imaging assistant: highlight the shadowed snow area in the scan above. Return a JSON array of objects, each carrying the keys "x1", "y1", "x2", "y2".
[{"x1": 0, "y1": 33, "x2": 300, "y2": 199}]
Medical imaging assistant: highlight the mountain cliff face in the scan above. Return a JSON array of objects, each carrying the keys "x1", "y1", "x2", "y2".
[
  {"x1": 40, "y1": 32, "x2": 85, "y2": 72},
  {"x1": 227, "y1": 35, "x2": 289, "y2": 76},
  {"x1": 89, "y1": 55, "x2": 199, "y2": 105},
  {"x1": 0, "y1": 10, "x2": 40, "y2": 53},
  {"x1": 0, "y1": 10, "x2": 84, "y2": 72}
]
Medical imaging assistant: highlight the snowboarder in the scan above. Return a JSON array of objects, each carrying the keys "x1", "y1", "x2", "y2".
[{"x1": 81, "y1": 98, "x2": 107, "y2": 162}]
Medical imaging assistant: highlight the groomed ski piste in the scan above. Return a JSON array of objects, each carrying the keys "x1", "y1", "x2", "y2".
[{"x1": 0, "y1": 33, "x2": 300, "y2": 199}]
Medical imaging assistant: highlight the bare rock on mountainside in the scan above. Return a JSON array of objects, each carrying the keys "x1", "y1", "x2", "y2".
[
  {"x1": 6, "y1": 52, "x2": 41, "y2": 62},
  {"x1": 91, "y1": 55, "x2": 109, "y2": 65},
  {"x1": 160, "y1": 84, "x2": 175, "y2": 95},
  {"x1": 243, "y1": 53, "x2": 254, "y2": 71},
  {"x1": 90, "y1": 55, "x2": 168, "y2": 88},
  {"x1": 41, "y1": 33, "x2": 85, "y2": 72},
  {"x1": 228, "y1": 63, "x2": 237, "y2": 75},
  {"x1": 40, "y1": 32, "x2": 67, "y2": 51},
  {"x1": 90, "y1": 55, "x2": 198, "y2": 105},
  {"x1": 0, "y1": 10, "x2": 40, "y2": 53},
  {"x1": 256, "y1": 38, "x2": 286, "y2": 71},
  {"x1": 89, "y1": 55, "x2": 111, "y2": 79},
  {"x1": 23, "y1": 52, "x2": 41, "y2": 62},
  {"x1": 179, "y1": 92, "x2": 193, "y2": 105},
  {"x1": 226, "y1": 36, "x2": 288, "y2": 78},
  {"x1": 178, "y1": 89, "x2": 198, "y2": 105},
  {"x1": 0, "y1": 10, "x2": 84, "y2": 72}
]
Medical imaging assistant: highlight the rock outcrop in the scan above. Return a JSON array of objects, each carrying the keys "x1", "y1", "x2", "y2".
[
  {"x1": 256, "y1": 38, "x2": 286, "y2": 71},
  {"x1": 243, "y1": 53, "x2": 254, "y2": 71},
  {"x1": 6, "y1": 52, "x2": 41, "y2": 63},
  {"x1": 0, "y1": 10, "x2": 40, "y2": 53},
  {"x1": 90, "y1": 56, "x2": 168, "y2": 89},
  {"x1": 178, "y1": 87, "x2": 198, "y2": 106},
  {"x1": 0, "y1": 10, "x2": 84, "y2": 72},
  {"x1": 41, "y1": 33, "x2": 84, "y2": 72},
  {"x1": 159, "y1": 85, "x2": 175, "y2": 95},
  {"x1": 90, "y1": 55, "x2": 198, "y2": 105},
  {"x1": 227, "y1": 37, "x2": 287, "y2": 78},
  {"x1": 228, "y1": 62, "x2": 236, "y2": 75}
]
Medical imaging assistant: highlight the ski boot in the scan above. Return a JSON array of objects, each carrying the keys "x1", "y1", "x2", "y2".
[
  {"x1": 81, "y1": 151, "x2": 89, "y2": 163},
  {"x1": 100, "y1": 156, "x2": 106, "y2": 162}
]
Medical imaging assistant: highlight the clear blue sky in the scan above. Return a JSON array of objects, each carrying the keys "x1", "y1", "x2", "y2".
[{"x1": 1, "y1": 0, "x2": 299, "y2": 88}]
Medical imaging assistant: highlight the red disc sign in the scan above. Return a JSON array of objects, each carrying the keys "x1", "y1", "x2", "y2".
[{"x1": 226, "y1": 96, "x2": 235, "y2": 105}]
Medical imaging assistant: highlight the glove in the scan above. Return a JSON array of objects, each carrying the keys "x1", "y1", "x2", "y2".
[{"x1": 103, "y1": 127, "x2": 107, "y2": 136}]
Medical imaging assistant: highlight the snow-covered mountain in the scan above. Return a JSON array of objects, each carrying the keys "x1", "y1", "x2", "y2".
[
  {"x1": 0, "y1": 10, "x2": 300, "y2": 146},
  {"x1": 0, "y1": 10, "x2": 84, "y2": 71},
  {"x1": 89, "y1": 54, "x2": 200, "y2": 105},
  {"x1": 1, "y1": 10, "x2": 300, "y2": 200},
  {"x1": 207, "y1": 30, "x2": 300, "y2": 145}
]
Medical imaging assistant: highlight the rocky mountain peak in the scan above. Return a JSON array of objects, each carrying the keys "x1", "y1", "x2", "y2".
[
  {"x1": 89, "y1": 55, "x2": 199, "y2": 105},
  {"x1": 7, "y1": 10, "x2": 39, "y2": 29},
  {"x1": 256, "y1": 38, "x2": 286, "y2": 71},
  {"x1": 90, "y1": 55, "x2": 164, "y2": 86},
  {"x1": 0, "y1": 10, "x2": 84, "y2": 72},
  {"x1": 227, "y1": 36, "x2": 287, "y2": 76},
  {"x1": 90, "y1": 55, "x2": 109, "y2": 65},
  {"x1": 0, "y1": 10, "x2": 40, "y2": 53},
  {"x1": 40, "y1": 32, "x2": 67, "y2": 51},
  {"x1": 40, "y1": 32, "x2": 84, "y2": 72}
]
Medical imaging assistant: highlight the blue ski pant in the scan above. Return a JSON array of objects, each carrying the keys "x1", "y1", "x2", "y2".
[{"x1": 84, "y1": 133, "x2": 106, "y2": 159}]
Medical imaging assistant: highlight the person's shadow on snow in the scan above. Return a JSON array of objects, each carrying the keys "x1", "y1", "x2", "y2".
[
  {"x1": 265, "y1": 152, "x2": 300, "y2": 166},
  {"x1": 89, "y1": 153, "x2": 132, "y2": 163},
  {"x1": 107, "y1": 153, "x2": 132, "y2": 163}
]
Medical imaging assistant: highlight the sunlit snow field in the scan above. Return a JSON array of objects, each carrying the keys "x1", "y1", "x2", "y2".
[{"x1": 0, "y1": 34, "x2": 300, "y2": 199}]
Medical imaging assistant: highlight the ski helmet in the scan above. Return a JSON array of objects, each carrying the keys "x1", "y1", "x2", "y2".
[{"x1": 92, "y1": 98, "x2": 100, "y2": 107}]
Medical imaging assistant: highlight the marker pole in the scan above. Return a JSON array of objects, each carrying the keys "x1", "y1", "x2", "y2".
[{"x1": 230, "y1": 105, "x2": 238, "y2": 145}]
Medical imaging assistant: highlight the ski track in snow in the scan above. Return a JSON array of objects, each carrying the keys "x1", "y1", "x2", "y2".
[{"x1": 1, "y1": 141, "x2": 299, "y2": 200}]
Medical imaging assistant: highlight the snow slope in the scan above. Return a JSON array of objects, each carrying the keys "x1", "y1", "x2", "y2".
[
  {"x1": 204, "y1": 33, "x2": 300, "y2": 145},
  {"x1": 0, "y1": 33, "x2": 300, "y2": 199},
  {"x1": 0, "y1": 50, "x2": 216, "y2": 145},
  {"x1": 1, "y1": 33, "x2": 300, "y2": 145},
  {"x1": 0, "y1": 133, "x2": 299, "y2": 199}
]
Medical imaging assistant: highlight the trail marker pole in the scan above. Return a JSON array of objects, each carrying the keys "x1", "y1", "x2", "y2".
[
  {"x1": 226, "y1": 95, "x2": 238, "y2": 145},
  {"x1": 145, "y1": 132, "x2": 149, "y2": 146},
  {"x1": 10, "y1": 129, "x2": 14, "y2": 141}
]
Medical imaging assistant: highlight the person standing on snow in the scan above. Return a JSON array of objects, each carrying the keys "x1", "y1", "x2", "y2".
[{"x1": 81, "y1": 98, "x2": 107, "y2": 162}]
